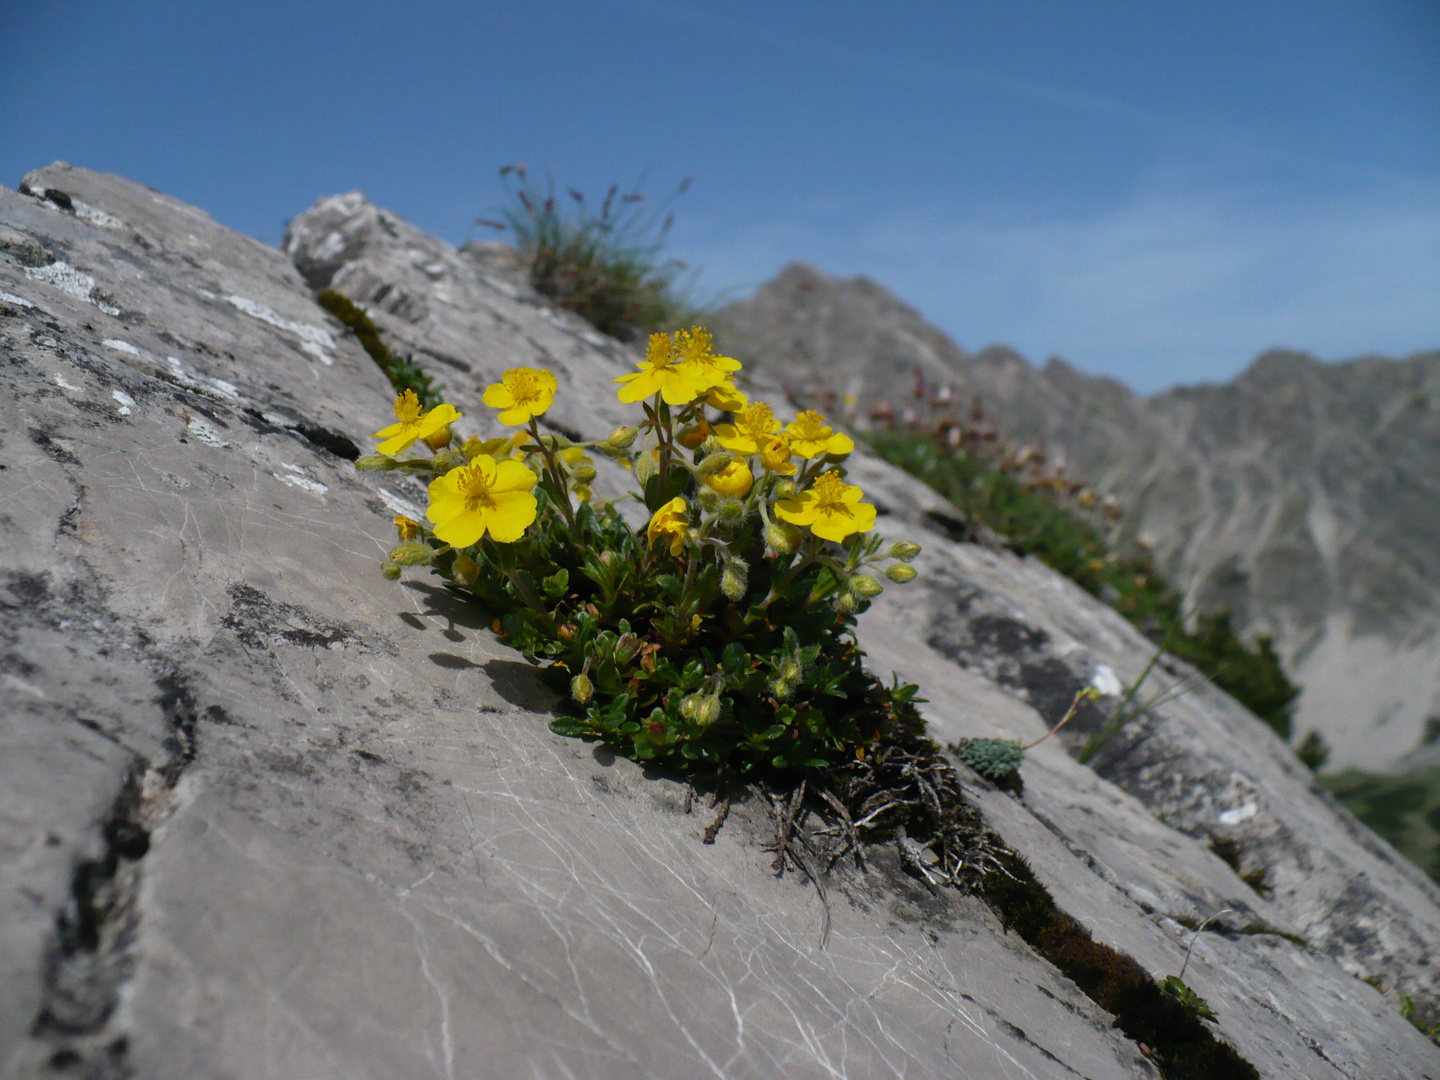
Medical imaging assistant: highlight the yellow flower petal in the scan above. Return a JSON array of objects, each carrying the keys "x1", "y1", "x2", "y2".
[
  {"x1": 647, "y1": 496, "x2": 689, "y2": 557},
  {"x1": 703, "y1": 458, "x2": 753, "y2": 497},
  {"x1": 484, "y1": 368, "x2": 557, "y2": 426},
  {"x1": 425, "y1": 455, "x2": 539, "y2": 546}
]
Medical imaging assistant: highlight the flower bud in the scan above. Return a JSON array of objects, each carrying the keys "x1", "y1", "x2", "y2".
[
  {"x1": 570, "y1": 673, "x2": 594, "y2": 705},
  {"x1": 381, "y1": 560, "x2": 402, "y2": 580},
  {"x1": 888, "y1": 540, "x2": 922, "y2": 562},
  {"x1": 834, "y1": 590, "x2": 859, "y2": 613},
  {"x1": 700, "y1": 435, "x2": 726, "y2": 456},
  {"x1": 572, "y1": 463, "x2": 597, "y2": 484},
  {"x1": 355, "y1": 454, "x2": 396, "y2": 471},
  {"x1": 633, "y1": 451, "x2": 657, "y2": 486},
  {"x1": 717, "y1": 498, "x2": 744, "y2": 523},
  {"x1": 765, "y1": 520, "x2": 801, "y2": 555},
  {"x1": 696, "y1": 487, "x2": 721, "y2": 512},
  {"x1": 680, "y1": 693, "x2": 701, "y2": 720},
  {"x1": 607, "y1": 426, "x2": 638, "y2": 449},
  {"x1": 430, "y1": 449, "x2": 462, "y2": 472},
  {"x1": 721, "y1": 559, "x2": 748, "y2": 601},
  {"x1": 779, "y1": 658, "x2": 803, "y2": 684},
  {"x1": 697, "y1": 452, "x2": 732, "y2": 476},
  {"x1": 851, "y1": 574, "x2": 883, "y2": 597},
  {"x1": 773, "y1": 479, "x2": 798, "y2": 500},
  {"x1": 389, "y1": 541, "x2": 433, "y2": 566},
  {"x1": 886, "y1": 563, "x2": 918, "y2": 583},
  {"x1": 695, "y1": 695, "x2": 721, "y2": 726},
  {"x1": 771, "y1": 676, "x2": 796, "y2": 701},
  {"x1": 451, "y1": 552, "x2": 480, "y2": 585},
  {"x1": 614, "y1": 632, "x2": 642, "y2": 664},
  {"x1": 422, "y1": 425, "x2": 453, "y2": 451}
]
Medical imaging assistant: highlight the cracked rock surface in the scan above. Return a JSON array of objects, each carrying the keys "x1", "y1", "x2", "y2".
[{"x1": 0, "y1": 164, "x2": 1436, "y2": 1078}]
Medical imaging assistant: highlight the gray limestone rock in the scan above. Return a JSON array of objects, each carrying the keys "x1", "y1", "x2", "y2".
[
  {"x1": 0, "y1": 165, "x2": 1435, "y2": 1079},
  {"x1": 715, "y1": 263, "x2": 1440, "y2": 773}
]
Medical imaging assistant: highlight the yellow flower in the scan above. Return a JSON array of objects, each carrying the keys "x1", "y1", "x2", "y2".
[
  {"x1": 775, "y1": 470, "x2": 876, "y2": 543},
  {"x1": 704, "y1": 458, "x2": 753, "y2": 497},
  {"x1": 394, "y1": 515, "x2": 421, "y2": 540},
  {"x1": 674, "y1": 325, "x2": 741, "y2": 392},
  {"x1": 647, "y1": 496, "x2": 690, "y2": 556},
  {"x1": 615, "y1": 333, "x2": 711, "y2": 405},
  {"x1": 372, "y1": 390, "x2": 462, "y2": 455},
  {"x1": 786, "y1": 410, "x2": 855, "y2": 459},
  {"x1": 483, "y1": 367, "x2": 558, "y2": 426},
  {"x1": 759, "y1": 434, "x2": 798, "y2": 476},
  {"x1": 463, "y1": 434, "x2": 518, "y2": 461},
  {"x1": 426, "y1": 455, "x2": 538, "y2": 546},
  {"x1": 714, "y1": 401, "x2": 781, "y2": 454},
  {"x1": 704, "y1": 381, "x2": 749, "y2": 412}
]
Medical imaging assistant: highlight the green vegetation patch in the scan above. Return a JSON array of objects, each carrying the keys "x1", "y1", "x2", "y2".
[
  {"x1": 479, "y1": 165, "x2": 695, "y2": 342},
  {"x1": 317, "y1": 288, "x2": 443, "y2": 409},
  {"x1": 360, "y1": 329, "x2": 929, "y2": 785},
  {"x1": 870, "y1": 432, "x2": 1301, "y2": 739},
  {"x1": 1323, "y1": 765, "x2": 1440, "y2": 884}
]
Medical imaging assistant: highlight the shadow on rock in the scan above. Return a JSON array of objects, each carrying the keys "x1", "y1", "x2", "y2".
[
  {"x1": 401, "y1": 580, "x2": 494, "y2": 636},
  {"x1": 483, "y1": 658, "x2": 559, "y2": 712}
]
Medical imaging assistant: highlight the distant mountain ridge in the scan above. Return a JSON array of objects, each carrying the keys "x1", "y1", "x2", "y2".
[{"x1": 717, "y1": 262, "x2": 1440, "y2": 772}]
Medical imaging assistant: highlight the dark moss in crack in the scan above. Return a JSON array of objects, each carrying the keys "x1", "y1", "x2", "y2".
[
  {"x1": 316, "y1": 288, "x2": 443, "y2": 409},
  {"x1": 980, "y1": 848, "x2": 1260, "y2": 1080}
]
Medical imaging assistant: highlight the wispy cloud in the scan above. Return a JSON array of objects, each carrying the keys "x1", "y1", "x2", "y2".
[{"x1": 689, "y1": 172, "x2": 1440, "y2": 393}]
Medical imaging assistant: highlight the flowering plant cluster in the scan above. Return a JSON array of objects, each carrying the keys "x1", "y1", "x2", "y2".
[{"x1": 358, "y1": 328, "x2": 922, "y2": 775}]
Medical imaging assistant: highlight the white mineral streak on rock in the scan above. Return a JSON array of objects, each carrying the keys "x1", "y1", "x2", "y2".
[
  {"x1": 185, "y1": 415, "x2": 227, "y2": 448},
  {"x1": 52, "y1": 373, "x2": 82, "y2": 392},
  {"x1": 299, "y1": 340, "x2": 335, "y2": 365},
  {"x1": 24, "y1": 260, "x2": 120, "y2": 313},
  {"x1": 163, "y1": 355, "x2": 201, "y2": 388},
  {"x1": 1218, "y1": 802, "x2": 1259, "y2": 826},
  {"x1": 224, "y1": 294, "x2": 335, "y2": 365},
  {"x1": 207, "y1": 377, "x2": 241, "y2": 401},
  {"x1": 111, "y1": 389, "x2": 134, "y2": 416},
  {"x1": 275, "y1": 468, "x2": 328, "y2": 496},
  {"x1": 378, "y1": 487, "x2": 425, "y2": 521},
  {"x1": 314, "y1": 231, "x2": 347, "y2": 261},
  {"x1": 71, "y1": 199, "x2": 124, "y2": 229},
  {"x1": 103, "y1": 339, "x2": 141, "y2": 356},
  {"x1": 0, "y1": 290, "x2": 34, "y2": 308}
]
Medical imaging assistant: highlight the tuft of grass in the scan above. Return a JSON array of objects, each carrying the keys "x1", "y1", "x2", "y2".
[
  {"x1": 478, "y1": 165, "x2": 696, "y2": 341},
  {"x1": 869, "y1": 432, "x2": 1302, "y2": 741},
  {"x1": 316, "y1": 289, "x2": 443, "y2": 408}
]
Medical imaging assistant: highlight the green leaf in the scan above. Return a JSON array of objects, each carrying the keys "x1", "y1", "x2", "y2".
[
  {"x1": 721, "y1": 642, "x2": 747, "y2": 674},
  {"x1": 542, "y1": 568, "x2": 570, "y2": 598},
  {"x1": 643, "y1": 469, "x2": 689, "y2": 512},
  {"x1": 549, "y1": 717, "x2": 594, "y2": 737}
]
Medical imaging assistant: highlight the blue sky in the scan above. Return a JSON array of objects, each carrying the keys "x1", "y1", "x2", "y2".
[{"x1": 3, "y1": 0, "x2": 1437, "y2": 392}]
